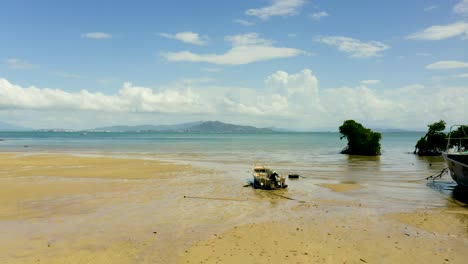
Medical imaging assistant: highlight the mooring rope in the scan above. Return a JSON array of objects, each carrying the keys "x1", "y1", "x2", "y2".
[
  {"x1": 267, "y1": 192, "x2": 306, "y2": 203},
  {"x1": 426, "y1": 168, "x2": 448, "y2": 181},
  {"x1": 183, "y1": 195, "x2": 250, "y2": 202},
  {"x1": 184, "y1": 191, "x2": 307, "y2": 203}
]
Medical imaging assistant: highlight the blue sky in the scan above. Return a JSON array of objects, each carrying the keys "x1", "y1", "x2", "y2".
[{"x1": 1, "y1": 0, "x2": 467, "y2": 130}]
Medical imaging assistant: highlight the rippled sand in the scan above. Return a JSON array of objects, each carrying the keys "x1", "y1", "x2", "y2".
[{"x1": 0, "y1": 153, "x2": 467, "y2": 263}]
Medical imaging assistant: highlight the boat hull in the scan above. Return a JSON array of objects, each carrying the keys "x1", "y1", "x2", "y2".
[{"x1": 442, "y1": 153, "x2": 468, "y2": 186}]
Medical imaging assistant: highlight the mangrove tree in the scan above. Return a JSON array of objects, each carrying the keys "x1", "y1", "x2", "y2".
[
  {"x1": 339, "y1": 120, "x2": 382, "y2": 156},
  {"x1": 414, "y1": 120, "x2": 447, "y2": 156}
]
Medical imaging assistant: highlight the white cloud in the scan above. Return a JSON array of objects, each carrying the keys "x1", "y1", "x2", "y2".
[
  {"x1": 310, "y1": 11, "x2": 329, "y2": 21},
  {"x1": 246, "y1": 0, "x2": 306, "y2": 20},
  {"x1": 162, "y1": 33, "x2": 303, "y2": 65},
  {"x1": 406, "y1": 21, "x2": 468, "y2": 40},
  {"x1": 5, "y1": 58, "x2": 39, "y2": 70},
  {"x1": 234, "y1": 19, "x2": 255, "y2": 26},
  {"x1": 454, "y1": 0, "x2": 468, "y2": 15},
  {"x1": 424, "y1": 5, "x2": 438, "y2": 12},
  {"x1": 224, "y1": 32, "x2": 273, "y2": 46},
  {"x1": 426, "y1": 60, "x2": 468, "y2": 69},
  {"x1": 82, "y1": 32, "x2": 112, "y2": 39},
  {"x1": 453, "y1": 73, "x2": 468, "y2": 78},
  {"x1": 316, "y1": 36, "x2": 390, "y2": 58},
  {"x1": 2, "y1": 69, "x2": 467, "y2": 130},
  {"x1": 360, "y1": 80, "x2": 381, "y2": 85},
  {"x1": 266, "y1": 69, "x2": 318, "y2": 98},
  {"x1": 0, "y1": 78, "x2": 212, "y2": 114},
  {"x1": 159, "y1": 31, "x2": 208, "y2": 45}
]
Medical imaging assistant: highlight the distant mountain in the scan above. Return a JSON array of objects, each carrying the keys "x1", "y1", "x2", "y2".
[
  {"x1": 90, "y1": 121, "x2": 276, "y2": 133},
  {"x1": 182, "y1": 121, "x2": 274, "y2": 133},
  {"x1": 91, "y1": 121, "x2": 203, "y2": 132},
  {"x1": 0, "y1": 121, "x2": 30, "y2": 131},
  {"x1": 265, "y1": 127, "x2": 294, "y2": 132}
]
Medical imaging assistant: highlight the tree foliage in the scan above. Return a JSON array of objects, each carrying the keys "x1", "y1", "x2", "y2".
[
  {"x1": 414, "y1": 120, "x2": 447, "y2": 156},
  {"x1": 339, "y1": 120, "x2": 382, "y2": 156},
  {"x1": 448, "y1": 125, "x2": 468, "y2": 152}
]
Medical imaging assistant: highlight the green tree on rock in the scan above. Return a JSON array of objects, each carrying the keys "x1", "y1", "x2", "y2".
[
  {"x1": 339, "y1": 120, "x2": 382, "y2": 156},
  {"x1": 414, "y1": 120, "x2": 447, "y2": 156}
]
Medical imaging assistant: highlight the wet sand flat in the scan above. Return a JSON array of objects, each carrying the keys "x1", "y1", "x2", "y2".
[
  {"x1": 179, "y1": 208, "x2": 467, "y2": 264},
  {"x1": 319, "y1": 183, "x2": 364, "y2": 192},
  {"x1": 0, "y1": 152, "x2": 467, "y2": 264},
  {"x1": 0, "y1": 153, "x2": 209, "y2": 263}
]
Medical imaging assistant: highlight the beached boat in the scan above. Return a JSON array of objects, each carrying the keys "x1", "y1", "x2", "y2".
[
  {"x1": 252, "y1": 166, "x2": 287, "y2": 189},
  {"x1": 442, "y1": 125, "x2": 468, "y2": 186}
]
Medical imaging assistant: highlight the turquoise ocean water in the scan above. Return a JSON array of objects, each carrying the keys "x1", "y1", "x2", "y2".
[
  {"x1": 0, "y1": 131, "x2": 423, "y2": 155},
  {"x1": 1, "y1": 131, "x2": 461, "y2": 207}
]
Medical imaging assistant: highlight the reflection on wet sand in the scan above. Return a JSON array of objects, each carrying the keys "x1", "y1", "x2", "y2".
[{"x1": 1, "y1": 153, "x2": 467, "y2": 264}]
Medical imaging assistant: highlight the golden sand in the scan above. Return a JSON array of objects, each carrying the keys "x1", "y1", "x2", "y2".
[
  {"x1": 0, "y1": 153, "x2": 467, "y2": 264},
  {"x1": 0, "y1": 153, "x2": 203, "y2": 263},
  {"x1": 0, "y1": 153, "x2": 192, "y2": 179},
  {"x1": 178, "y1": 210, "x2": 467, "y2": 264}
]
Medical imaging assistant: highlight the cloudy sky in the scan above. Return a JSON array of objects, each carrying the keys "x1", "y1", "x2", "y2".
[{"x1": 1, "y1": 0, "x2": 467, "y2": 130}]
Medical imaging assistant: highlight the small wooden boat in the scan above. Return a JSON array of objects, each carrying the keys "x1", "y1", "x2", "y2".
[{"x1": 252, "y1": 166, "x2": 287, "y2": 189}]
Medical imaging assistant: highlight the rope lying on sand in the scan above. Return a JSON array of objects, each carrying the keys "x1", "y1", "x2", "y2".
[
  {"x1": 426, "y1": 168, "x2": 448, "y2": 181},
  {"x1": 184, "y1": 192, "x2": 306, "y2": 203},
  {"x1": 267, "y1": 192, "x2": 306, "y2": 203},
  {"x1": 183, "y1": 196, "x2": 249, "y2": 202}
]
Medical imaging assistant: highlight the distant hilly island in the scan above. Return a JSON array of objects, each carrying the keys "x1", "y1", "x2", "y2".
[
  {"x1": 90, "y1": 121, "x2": 280, "y2": 133},
  {"x1": 0, "y1": 120, "x2": 422, "y2": 133}
]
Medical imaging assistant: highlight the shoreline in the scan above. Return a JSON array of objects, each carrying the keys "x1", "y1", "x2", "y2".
[{"x1": 0, "y1": 152, "x2": 466, "y2": 263}]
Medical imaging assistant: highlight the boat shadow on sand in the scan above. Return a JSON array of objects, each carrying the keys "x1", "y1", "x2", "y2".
[{"x1": 427, "y1": 180, "x2": 468, "y2": 206}]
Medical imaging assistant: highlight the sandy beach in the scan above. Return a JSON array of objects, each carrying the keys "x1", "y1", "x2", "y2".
[{"x1": 0, "y1": 153, "x2": 467, "y2": 264}]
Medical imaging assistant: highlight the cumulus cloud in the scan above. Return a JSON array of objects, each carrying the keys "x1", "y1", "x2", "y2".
[
  {"x1": 406, "y1": 21, "x2": 468, "y2": 40},
  {"x1": 310, "y1": 11, "x2": 329, "y2": 21},
  {"x1": 82, "y1": 32, "x2": 112, "y2": 39},
  {"x1": 453, "y1": 73, "x2": 468, "y2": 78},
  {"x1": 245, "y1": 0, "x2": 305, "y2": 20},
  {"x1": 316, "y1": 36, "x2": 390, "y2": 58},
  {"x1": 424, "y1": 5, "x2": 438, "y2": 12},
  {"x1": 1, "y1": 69, "x2": 467, "y2": 130},
  {"x1": 360, "y1": 80, "x2": 381, "y2": 85},
  {"x1": 162, "y1": 33, "x2": 304, "y2": 65},
  {"x1": 0, "y1": 78, "x2": 212, "y2": 114},
  {"x1": 426, "y1": 60, "x2": 468, "y2": 69},
  {"x1": 234, "y1": 19, "x2": 255, "y2": 26},
  {"x1": 159, "y1": 31, "x2": 208, "y2": 45},
  {"x1": 454, "y1": 0, "x2": 468, "y2": 15},
  {"x1": 6, "y1": 58, "x2": 39, "y2": 70},
  {"x1": 224, "y1": 33, "x2": 273, "y2": 46},
  {"x1": 266, "y1": 69, "x2": 318, "y2": 97}
]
